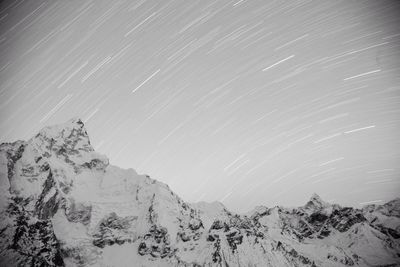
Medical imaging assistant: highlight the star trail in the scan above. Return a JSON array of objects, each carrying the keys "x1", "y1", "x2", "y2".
[{"x1": 0, "y1": 0, "x2": 399, "y2": 212}]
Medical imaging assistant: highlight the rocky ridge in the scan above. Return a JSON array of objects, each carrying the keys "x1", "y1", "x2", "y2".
[{"x1": 0, "y1": 118, "x2": 399, "y2": 266}]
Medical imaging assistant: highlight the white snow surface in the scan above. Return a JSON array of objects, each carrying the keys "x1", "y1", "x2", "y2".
[{"x1": 0, "y1": 118, "x2": 399, "y2": 267}]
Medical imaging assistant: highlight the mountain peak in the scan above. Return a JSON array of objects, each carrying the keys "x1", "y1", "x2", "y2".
[
  {"x1": 310, "y1": 193, "x2": 323, "y2": 203},
  {"x1": 378, "y1": 198, "x2": 400, "y2": 217},
  {"x1": 37, "y1": 117, "x2": 86, "y2": 137},
  {"x1": 68, "y1": 117, "x2": 85, "y2": 127},
  {"x1": 304, "y1": 193, "x2": 328, "y2": 211},
  {"x1": 25, "y1": 118, "x2": 110, "y2": 172},
  {"x1": 31, "y1": 117, "x2": 93, "y2": 153}
]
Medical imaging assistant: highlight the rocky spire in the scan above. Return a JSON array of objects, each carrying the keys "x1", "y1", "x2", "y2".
[{"x1": 304, "y1": 193, "x2": 328, "y2": 211}]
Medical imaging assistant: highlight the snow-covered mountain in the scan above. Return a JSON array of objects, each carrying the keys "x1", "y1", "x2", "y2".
[{"x1": 0, "y1": 118, "x2": 399, "y2": 267}]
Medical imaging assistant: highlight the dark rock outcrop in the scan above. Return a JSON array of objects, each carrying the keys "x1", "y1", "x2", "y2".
[{"x1": 92, "y1": 212, "x2": 137, "y2": 248}]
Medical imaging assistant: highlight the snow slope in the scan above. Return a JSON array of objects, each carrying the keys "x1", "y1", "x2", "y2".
[{"x1": 0, "y1": 118, "x2": 399, "y2": 266}]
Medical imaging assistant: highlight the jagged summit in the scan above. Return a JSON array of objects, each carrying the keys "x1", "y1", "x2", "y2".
[
  {"x1": 310, "y1": 192, "x2": 322, "y2": 201},
  {"x1": 363, "y1": 198, "x2": 400, "y2": 219},
  {"x1": 36, "y1": 117, "x2": 86, "y2": 138},
  {"x1": 382, "y1": 198, "x2": 400, "y2": 214},
  {"x1": 304, "y1": 193, "x2": 329, "y2": 211},
  {"x1": 31, "y1": 118, "x2": 108, "y2": 174},
  {"x1": 32, "y1": 117, "x2": 93, "y2": 153},
  {"x1": 308, "y1": 193, "x2": 324, "y2": 204},
  {"x1": 0, "y1": 119, "x2": 399, "y2": 267}
]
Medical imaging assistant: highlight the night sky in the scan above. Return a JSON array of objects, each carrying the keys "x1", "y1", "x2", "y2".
[{"x1": 1, "y1": 0, "x2": 399, "y2": 212}]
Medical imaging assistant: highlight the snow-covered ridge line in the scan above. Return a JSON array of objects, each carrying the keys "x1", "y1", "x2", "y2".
[{"x1": 0, "y1": 118, "x2": 399, "y2": 267}]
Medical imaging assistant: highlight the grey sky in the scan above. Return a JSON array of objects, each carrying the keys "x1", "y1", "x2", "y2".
[{"x1": 0, "y1": 0, "x2": 399, "y2": 212}]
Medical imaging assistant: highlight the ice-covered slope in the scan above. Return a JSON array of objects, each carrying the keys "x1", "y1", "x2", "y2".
[{"x1": 0, "y1": 118, "x2": 399, "y2": 267}]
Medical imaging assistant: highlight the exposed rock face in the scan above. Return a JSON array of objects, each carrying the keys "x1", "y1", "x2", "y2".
[
  {"x1": 0, "y1": 118, "x2": 399, "y2": 266},
  {"x1": 92, "y1": 212, "x2": 137, "y2": 248},
  {"x1": 1, "y1": 196, "x2": 64, "y2": 267},
  {"x1": 64, "y1": 199, "x2": 92, "y2": 225},
  {"x1": 138, "y1": 225, "x2": 174, "y2": 258}
]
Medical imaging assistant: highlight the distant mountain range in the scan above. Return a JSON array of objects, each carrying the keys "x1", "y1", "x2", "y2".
[{"x1": 0, "y1": 118, "x2": 399, "y2": 266}]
